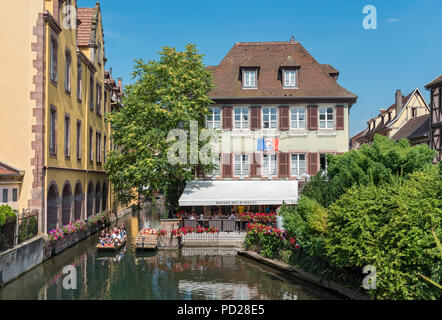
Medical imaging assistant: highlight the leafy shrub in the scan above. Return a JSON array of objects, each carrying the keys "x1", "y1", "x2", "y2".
[
  {"x1": 0, "y1": 205, "x2": 16, "y2": 227},
  {"x1": 325, "y1": 168, "x2": 442, "y2": 300},
  {"x1": 281, "y1": 197, "x2": 327, "y2": 258},
  {"x1": 304, "y1": 135, "x2": 436, "y2": 207},
  {"x1": 18, "y1": 216, "x2": 37, "y2": 242},
  {"x1": 244, "y1": 224, "x2": 298, "y2": 259}
]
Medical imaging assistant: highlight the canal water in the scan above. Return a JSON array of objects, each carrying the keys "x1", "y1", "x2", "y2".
[{"x1": 0, "y1": 206, "x2": 341, "y2": 300}]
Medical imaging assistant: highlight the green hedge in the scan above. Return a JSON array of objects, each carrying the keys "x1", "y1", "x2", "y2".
[
  {"x1": 0, "y1": 205, "x2": 16, "y2": 227},
  {"x1": 326, "y1": 169, "x2": 442, "y2": 300}
]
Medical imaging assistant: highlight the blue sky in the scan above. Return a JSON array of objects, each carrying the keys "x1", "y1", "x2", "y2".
[{"x1": 78, "y1": 0, "x2": 442, "y2": 137}]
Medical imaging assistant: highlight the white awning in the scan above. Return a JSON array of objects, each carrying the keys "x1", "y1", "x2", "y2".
[{"x1": 178, "y1": 180, "x2": 298, "y2": 206}]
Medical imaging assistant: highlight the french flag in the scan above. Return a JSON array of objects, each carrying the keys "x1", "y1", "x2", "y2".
[{"x1": 257, "y1": 138, "x2": 279, "y2": 151}]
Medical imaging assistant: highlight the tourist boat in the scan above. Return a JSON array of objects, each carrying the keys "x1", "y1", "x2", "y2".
[{"x1": 96, "y1": 238, "x2": 127, "y2": 252}]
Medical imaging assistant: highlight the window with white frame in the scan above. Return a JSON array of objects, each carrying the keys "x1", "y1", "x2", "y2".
[
  {"x1": 234, "y1": 154, "x2": 249, "y2": 177},
  {"x1": 242, "y1": 69, "x2": 257, "y2": 88},
  {"x1": 319, "y1": 107, "x2": 334, "y2": 129},
  {"x1": 283, "y1": 69, "x2": 297, "y2": 88},
  {"x1": 290, "y1": 107, "x2": 306, "y2": 129},
  {"x1": 234, "y1": 107, "x2": 249, "y2": 129},
  {"x1": 206, "y1": 107, "x2": 221, "y2": 129},
  {"x1": 262, "y1": 154, "x2": 277, "y2": 177},
  {"x1": 262, "y1": 107, "x2": 277, "y2": 129},
  {"x1": 291, "y1": 154, "x2": 306, "y2": 176}
]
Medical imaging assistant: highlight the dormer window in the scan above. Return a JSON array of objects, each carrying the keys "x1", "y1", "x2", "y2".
[
  {"x1": 242, "y1": 69, "x2": 257, "y2": 89},
  {"x1": 283, "y1": 69, "x2": 297, "y2": 88}
]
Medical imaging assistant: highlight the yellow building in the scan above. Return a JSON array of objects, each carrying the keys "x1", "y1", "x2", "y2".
[
  {"x1": 0, "y1": 1, "x2": 123, "y2": 233},
  {"x1": 351, "y1": 88, "x2": 430, "y2": 149}
]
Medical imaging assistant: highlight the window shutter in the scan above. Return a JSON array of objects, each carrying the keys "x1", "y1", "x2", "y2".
[
  {"x1": 250, "y1": 152, "x2": 262, "y2": 177},
  {"x1": 307, "y1": 105, "x2": 318, "y2": 130},
  {"x1": 222, "y1": 153, "x2": 232, "y2": 178},
  {"x1": 250, "y1": 106, "x2": 261, "y2": 131},
  {"x1": 279, "y1": 152, "x2": 289, "y2": 177},
  {"x1": 223, "y1": 106, "x2": 233, "y2": 130},
  {"x1": 279, "y1": 106, "x2": 290, "y2": 130},
  {"x1": 308, "y1": 153, "x2": 318, "y2": 175},
  {"x1": 336, "y1": 105, "x2": 345, "y2": 130}
]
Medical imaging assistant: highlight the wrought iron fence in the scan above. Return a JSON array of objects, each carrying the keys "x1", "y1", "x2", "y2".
[
  {"x1": 182, "y1": 219, "x2": 248, "y2": 232},
  {"x1": 0, "y1": 209, "x2": 38, "y2": 253}
]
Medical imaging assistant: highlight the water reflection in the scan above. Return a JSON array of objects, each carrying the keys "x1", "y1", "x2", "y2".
[{"x1": 0, "y1": 205, "x2": 340, "y2": 300}]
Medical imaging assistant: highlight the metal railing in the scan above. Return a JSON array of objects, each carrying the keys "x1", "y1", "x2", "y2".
[
  {"x1": 0, "y1": 209, "x2": 38, "y2": 253},
  {"x1": 182, "y1": 219, "x2": 248, "y2": 233}
]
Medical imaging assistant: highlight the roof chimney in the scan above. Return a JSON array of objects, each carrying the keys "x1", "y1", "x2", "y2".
[
  {"x1": 118, "y1": 78, "x2": 123, "y2": 92},
  {"x1": 395, "y1": 89, "x2": 403, "y2": 114}
]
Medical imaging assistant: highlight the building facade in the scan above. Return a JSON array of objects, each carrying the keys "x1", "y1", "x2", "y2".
[
  {"x1": 0, "y1": 1, "x2": 123, "y2": 233},
  {"x1": 351, "y1": 88, "x2": 430, "y2": 149},
  {"x1": 0, "y1": 162, "x2": 25, "y2": 211},
  {"x1": 180, "y1": 40, "x2": 357, "y2": 214},
  {"x1": 425, "y1": 75, "x2": 442, "y2": 162}
]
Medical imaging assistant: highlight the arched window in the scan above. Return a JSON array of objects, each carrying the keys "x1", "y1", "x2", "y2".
[
  {"x1": 102, "y1": 181, "x2": 108, "y2": 211},
  {"x1": 61, "y1": 183, "x2": 72, "y2": 226},
  {"x1": 87, "y1": 182, "x2": 94, "y2": 218},
  {"x1": 47, "y1": 184, "x2": 59, "y2": 231},
  {"x1": 74, "y1": 183, "x2": 83, "y2": 221},
  {"x1": 95, "y1": 182, "x2": 101, "y2": 214}
]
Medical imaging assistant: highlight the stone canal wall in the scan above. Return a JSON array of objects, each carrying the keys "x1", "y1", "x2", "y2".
[
  {"x1": 0, "y1": 235, "x2": 45, "y2": 287},
  {"x1": 0, "y1": 207, "x2": 133, "y2": 288},
  {"x1": 237, "y1": 249, "x2": 370, "y2": 300}
]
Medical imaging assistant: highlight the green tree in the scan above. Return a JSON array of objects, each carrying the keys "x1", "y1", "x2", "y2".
[
  {"x1": 304, "y1": 135, "x2": 436, "y2": 207},
  {"x1": 105, "y1": 44, "x2": 215, "y2": 208}
]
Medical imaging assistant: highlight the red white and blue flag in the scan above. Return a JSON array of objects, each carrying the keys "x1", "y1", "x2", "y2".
[{"x1": 257, "y1": 138, "x2": 279, "y2": 151}]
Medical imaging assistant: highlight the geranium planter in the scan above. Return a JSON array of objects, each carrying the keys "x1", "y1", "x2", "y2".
[{"x1": 50, "y1": 231, "x2": 88, "y2": 255}]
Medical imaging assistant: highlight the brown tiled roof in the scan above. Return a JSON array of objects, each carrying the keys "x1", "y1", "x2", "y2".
[
  {"x1": 350, "y1": 129, "x2": 367, "y2": 145},
  {"x1": 0, "y1": 162, "x2": 23, "y2": 177},
  {"x1": 321, "y1": 64, "x2": 339, "y2": 75},
  {"x1": 77, "y1": 8, "x2": 95, "y2": 47},
  {"x1": 209, "y1": 41, "x2": 357, "y2": 99},
  {"x1": 425, "y1": 75, "x2": 442, "y2": 89},
  {"x1": 281, "y1": 56, "x2": 301, "y2": 67},
  {"x1": 392, "y1": 114, "x2": 430, "y2": 141},
  {"x1": 358, "y1": 90, "x2": 417, "y2": 141}
]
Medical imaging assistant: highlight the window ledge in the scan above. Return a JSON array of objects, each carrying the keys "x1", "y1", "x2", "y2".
[
  {"x1": 288, "y1": 131, "x2": 308, "y2": 137},
  {"x1": 317, "y1": 132, "x2": 338, "y2": 137}
]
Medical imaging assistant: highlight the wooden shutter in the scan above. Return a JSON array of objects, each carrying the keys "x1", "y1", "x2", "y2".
[
  {"x1": 250, "y1": 152, "x2": 262, "y2": 177},
  {"x1": 223, "y1": 106, "x2": 233, "y2": 130},
  {"x1": 308, "y1": 153, "x2": 318, "y2": 175},
  {"x1": 279, "y1": 106, "x2": 290, "y2": 130},
  {"x1": 222, "y1": 153, "x2": 232, "y2": 178},
  {"x1": 251, "y1": 106, "x2": 261, "y2": 131},
  {"x1": 336, "y1": 105, "x2": 345, "y2": 130},
  {"x1": 279, "y1": 152, "x2": 289, "y2": 177},
  {"x1": 307, "y1": 105, "x2": 318, "y2": 130}
]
